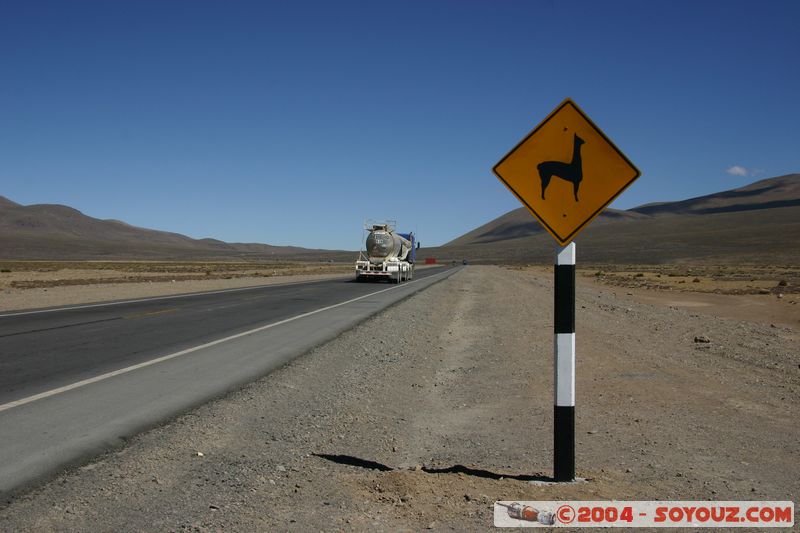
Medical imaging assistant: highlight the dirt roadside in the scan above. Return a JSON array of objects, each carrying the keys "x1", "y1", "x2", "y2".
[
  {"x1": 0, "y1": 271, "x2": 349, "y2": 313},
  {"x1": 0, "y1": 264, "x2": 441, "y2": 313},
  {"x1": 1, "y1": 265, "x2": 797, "y2": 531}
]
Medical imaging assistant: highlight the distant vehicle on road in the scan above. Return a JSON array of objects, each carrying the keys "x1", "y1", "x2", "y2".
[
  {"x1": 462, "y1": 259, "x2": 468, "y2": 265},
  {"x1": 355, "y1": 221, "x2": 415, "y2": 283}
]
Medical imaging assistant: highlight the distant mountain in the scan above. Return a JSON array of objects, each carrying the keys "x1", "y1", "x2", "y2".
[
  {"x1": 435, "y1": 174, "x2": 800, "y2": 264},
  {"x1": 0, "y1": 196, "x2": 345, "y2": 261},
  {"x1": 445, "y1": 207, "x2": 648, "y2": 246},
  {"x1": 630, "y1": 174, "x2": 800, "y2": 216},
  {"x1": 0, "y1": 196, "x2": 20, "y2": 209}
]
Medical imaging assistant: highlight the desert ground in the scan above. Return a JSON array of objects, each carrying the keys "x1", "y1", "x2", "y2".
[
  {"x1": 0, "y1": 261, "x2": 352, "y2": 312},
  {"x1": 0, "y1": 265, "x2": 796, "y2": 531},
  {"x1": 577, "y1": 264, "x2": 799, "y2": 334}
]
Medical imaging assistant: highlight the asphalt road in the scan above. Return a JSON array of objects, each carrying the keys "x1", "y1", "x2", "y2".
[{"x1": 0, "y1": 265, "x2": 459, "y2": 494}]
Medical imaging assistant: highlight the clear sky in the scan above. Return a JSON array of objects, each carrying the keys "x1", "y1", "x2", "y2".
[{"x1": 1, "y1": 0, "x2": 798, "y2": 250}]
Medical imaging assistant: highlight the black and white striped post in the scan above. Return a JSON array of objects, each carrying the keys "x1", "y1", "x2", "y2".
[
  {"x1": 554, "y1": 241, "x2": 576, "y2": 482},
  {"x1": 491, "y1": 98, "x2": 641, "y2": 482}
]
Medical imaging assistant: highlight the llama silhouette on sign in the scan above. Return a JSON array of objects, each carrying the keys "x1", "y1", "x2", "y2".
[{"x1": 537, "y1": 134, "x2": 585, "y2": 202}]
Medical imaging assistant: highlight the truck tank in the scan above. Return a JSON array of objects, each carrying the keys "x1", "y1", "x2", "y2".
[{"x1": 366, "y1": 224, "x2": 412, "y2": 264}]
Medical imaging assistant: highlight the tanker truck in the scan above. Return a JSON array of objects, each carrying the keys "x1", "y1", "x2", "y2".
[{"x1": 355, "y1": 222, "x2": 415, "y2": 283}]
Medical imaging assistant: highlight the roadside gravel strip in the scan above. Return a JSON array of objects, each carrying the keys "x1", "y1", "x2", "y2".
[
  {"x1": 1, "y1": 266, "x2": 797, "y2": 531},
  {"x1": 0, "y1": 267, "x2": 456, "y2": 496}
]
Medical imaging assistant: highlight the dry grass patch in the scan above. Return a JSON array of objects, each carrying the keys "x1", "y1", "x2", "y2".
[
  {"x1": 581, "y1": 264, "x2": 799, "y2": 295},
  {"x1": 0, "y1": 261, "x2": 351, "y2": 290}
]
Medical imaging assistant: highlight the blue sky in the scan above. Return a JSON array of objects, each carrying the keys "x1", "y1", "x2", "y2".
[{"x1": 1, "y1": 0, "x2": 798, "y2": 250}]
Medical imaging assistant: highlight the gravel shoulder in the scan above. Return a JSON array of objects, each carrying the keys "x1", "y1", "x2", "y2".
[{"x1": 1, "y1": 265, "x2": 797, "y2": 531}]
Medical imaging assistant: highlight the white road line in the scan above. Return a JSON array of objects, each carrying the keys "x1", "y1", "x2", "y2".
[
  {"x1": 0, "y1": 276, "x2": 349, "y2": 318},
  {"x1": 0, "y1": 269, "x2": 451, "y2": 413}
]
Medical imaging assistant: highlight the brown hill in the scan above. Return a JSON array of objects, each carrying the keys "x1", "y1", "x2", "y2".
[
  {"x1": 445, "y1": 207, "x2": 648, "y2": 246},
  {"x1": 630, "y1": 173, "x2": 800, "y2": 216},
  {"x1": 436, "y1": 174, "x2": 800, "y2": 264},
  {"x1": 0, "y1": 196, "x2": 20, "y2": 209},
  {"x1": 0, "y1": 197, "x2": 346, "y2": 261}
]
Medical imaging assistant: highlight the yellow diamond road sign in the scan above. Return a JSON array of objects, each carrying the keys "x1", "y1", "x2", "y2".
[{"x1": 493, "y1": 98, "x2": 641, "y2": 246}]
